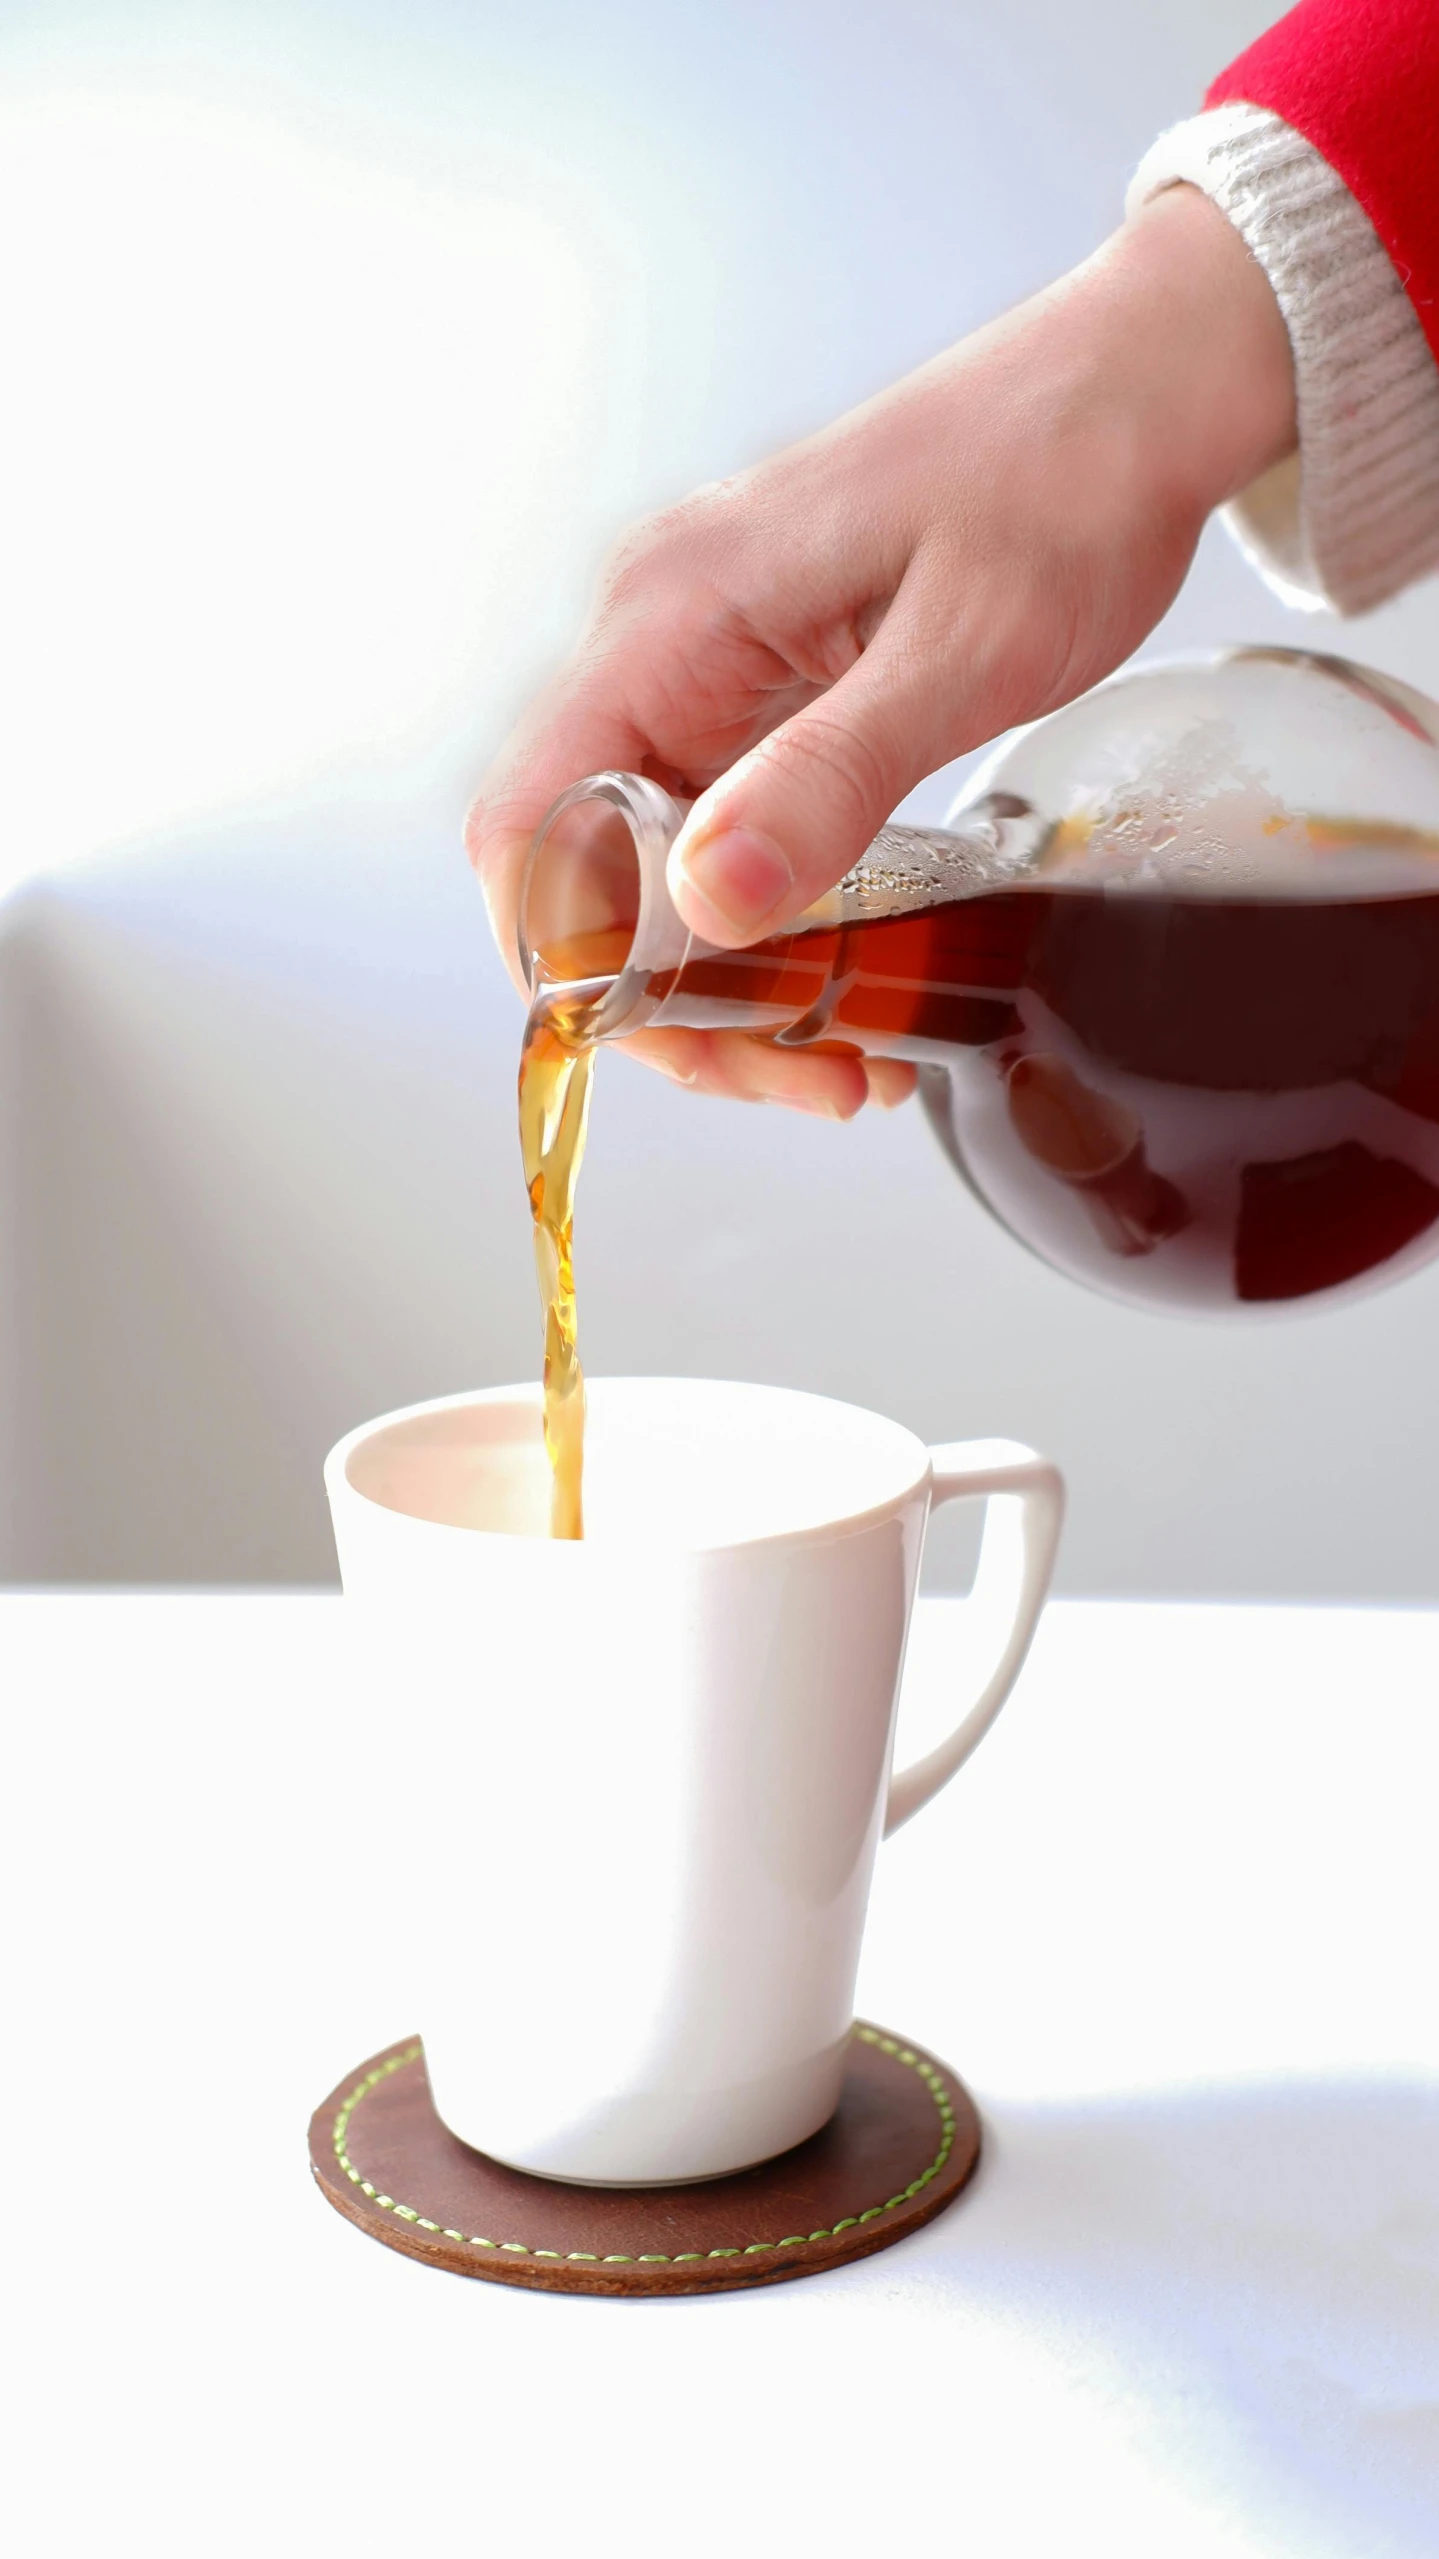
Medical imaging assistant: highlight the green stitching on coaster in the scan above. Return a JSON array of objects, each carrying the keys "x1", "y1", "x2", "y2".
[{"x1": 329, "y1": 2028, "x2": 956, "y2": 2267}]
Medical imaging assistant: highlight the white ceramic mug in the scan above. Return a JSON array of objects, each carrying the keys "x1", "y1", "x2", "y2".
[{"x1": 325, "y1": 1377, "x2": 1062, "y2": 2184}]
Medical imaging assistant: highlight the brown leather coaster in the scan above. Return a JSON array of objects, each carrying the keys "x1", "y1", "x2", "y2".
[{"x1": 309, "y1": 2023, "x2": 981, "y2": 2296}]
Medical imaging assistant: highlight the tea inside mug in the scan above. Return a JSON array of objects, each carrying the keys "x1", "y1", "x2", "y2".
[{"x1": 342, "y1": 1379, "x2": 924, "y2": 1548}]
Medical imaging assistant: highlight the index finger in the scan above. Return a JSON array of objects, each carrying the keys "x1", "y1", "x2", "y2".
[{"x1": 464, "y1": 661, "x2": 652, "y2": 996}]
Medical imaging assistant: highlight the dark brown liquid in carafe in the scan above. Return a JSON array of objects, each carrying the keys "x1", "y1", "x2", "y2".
[
  {"x1": 522, "y1": 863, "x2": 1439, "y2": 1533},
  {"x1": 649, "y1": 882, "x2": 1439, "y2": 1311}
]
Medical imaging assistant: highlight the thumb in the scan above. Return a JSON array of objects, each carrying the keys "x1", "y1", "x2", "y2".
[
  {"x1": 665, "y1": 639, "x2": 952, "y2": 951},
  {"x1": 667, "y1": 640, "x2": 948, "y2": 947}
]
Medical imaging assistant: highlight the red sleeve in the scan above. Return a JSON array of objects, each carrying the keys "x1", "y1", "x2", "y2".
[{"x1": 1208, "y1": 0, "x2": 1439, "y2": 365}]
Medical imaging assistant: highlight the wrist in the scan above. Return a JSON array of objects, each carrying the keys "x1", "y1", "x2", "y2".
[{"x1": 1091, "y1": 184, "x2": 1297, "y2": 523}]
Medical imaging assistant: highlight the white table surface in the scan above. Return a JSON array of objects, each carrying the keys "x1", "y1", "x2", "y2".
[{"x1": 6, "y1": 1594, "x2": 1437, "y2": 2558}]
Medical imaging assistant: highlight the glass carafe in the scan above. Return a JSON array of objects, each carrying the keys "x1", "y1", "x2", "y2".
[{"x1": 520, "y1": 647, "x2": 1439, "y2": 1315}]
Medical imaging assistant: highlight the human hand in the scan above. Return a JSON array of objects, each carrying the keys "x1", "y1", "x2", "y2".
[{"x1": 467, "y1": 184, "x2": 1295, "y2": 1116}]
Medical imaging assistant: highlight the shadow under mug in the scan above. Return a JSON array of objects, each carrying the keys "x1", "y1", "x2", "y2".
[{"x1": 325, "y1": 1377, "x2": 1063, "y2": 2185}]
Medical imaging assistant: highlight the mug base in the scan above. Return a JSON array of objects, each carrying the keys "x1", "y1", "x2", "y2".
[
  {"x1": 309, "y1": 2022, "x2": 981, "y2": 2296},
  {"x1": 426, "y1": 2035, "x2": 849, "y2": 2188}
]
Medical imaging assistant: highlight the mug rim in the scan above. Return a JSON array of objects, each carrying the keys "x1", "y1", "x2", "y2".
[{"x1": 324, "y1": 1375, "x2": 935, "y2": 1555}]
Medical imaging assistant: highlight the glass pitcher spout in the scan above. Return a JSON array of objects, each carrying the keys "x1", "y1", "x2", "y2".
[{"x1": 518, "y1": 770, "x2": 1049, "y2": 1051}]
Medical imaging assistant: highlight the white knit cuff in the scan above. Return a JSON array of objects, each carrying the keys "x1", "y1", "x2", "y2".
[{"x1": 1128, "y1": 103, "x2": 1439, "y2": 617}]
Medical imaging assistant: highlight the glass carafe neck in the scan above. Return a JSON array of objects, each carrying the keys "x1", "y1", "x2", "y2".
[{"x1": 518, "y1": 771, "x2": 1046, "y2": 1044}]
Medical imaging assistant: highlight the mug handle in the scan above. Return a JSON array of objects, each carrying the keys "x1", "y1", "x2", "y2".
[{"x1": 884, "y1": 1439, "x2": 1064, "y2": 1836}]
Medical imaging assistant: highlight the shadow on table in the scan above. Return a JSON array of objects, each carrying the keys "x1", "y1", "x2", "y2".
[{"x1": 915, "y1": 2075, "x2": 1439, "y2": 2556}]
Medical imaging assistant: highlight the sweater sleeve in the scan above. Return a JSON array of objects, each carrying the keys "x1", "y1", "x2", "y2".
[{"x1": 1128, "y1": 0, "x2": 1439, "y2": 617}]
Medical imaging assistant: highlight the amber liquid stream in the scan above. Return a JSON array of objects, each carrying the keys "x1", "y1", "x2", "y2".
[{"x1": 519, "y1": 994, "x2": 595, "y2": 1538}]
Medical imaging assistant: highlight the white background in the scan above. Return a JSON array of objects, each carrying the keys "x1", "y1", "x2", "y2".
[{"x1": 5, "y1": 0, "x2": 1439, "y2": 1594}]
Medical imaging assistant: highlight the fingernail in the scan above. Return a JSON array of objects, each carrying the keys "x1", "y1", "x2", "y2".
[
  {"x1": 653, "y1": 1058, "x2": 698, "y2": 1087},
  {"x1": 674, "y1": 827, "x2": 794, "y2": 938},
  {"x1": 796, "y1": 1094, "x2": 852, "y2": 1120}
]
